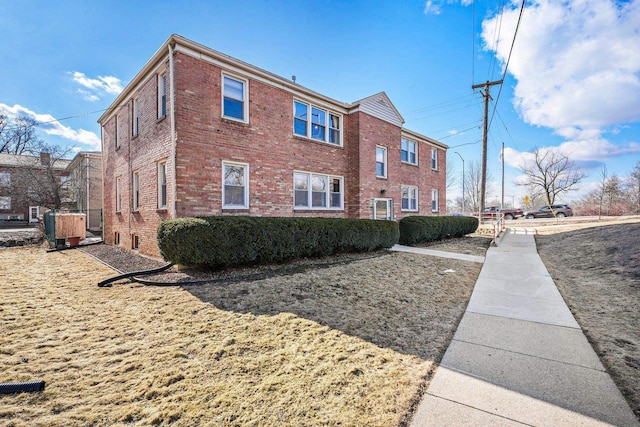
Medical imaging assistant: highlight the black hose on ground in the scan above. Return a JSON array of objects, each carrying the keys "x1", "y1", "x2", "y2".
[
  {"x1": 0, "y1": 381, "x2": 46, "y2": 394},
  {"x1": 46, "y1": 240, "x2": 104, "y2": 253},
  {"x1": 98, "y1": 263, "x2": 174, "y2": 287}
]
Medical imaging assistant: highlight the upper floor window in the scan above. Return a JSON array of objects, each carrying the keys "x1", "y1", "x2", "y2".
[
  {"x1": 0, "y1": 172, "x2": 10, "y2": 186},
  {"x1": 222, "y1": 161, "x2": 249, "y2": 209},
  {"x1": 115, "y1": 114, "x2": 121, "y2": 149},
  {"x1": 376, "y1": 146, "x2": 387, "y2": 178},
  {"x1": 294, "y1": 171, "x2": 343, "y2": 210},
  {"x1": 133, "y1": 171, "x2": 140, "y2": 211},
  {"x1": 293, "y1": 100, "x2": 341, "y2": 145},
  {"x1": 431, "y1": 148, "x2": 438, "y2": 170},
  {"x1": 223, "y1": 75, "x2": 248, "y2": 122},
  {"x1": 401, "y1": 139, "x2": 417, "y2": 165},
  {"x1": 401, "y1": 185, "x2": 418, "y2": 211},
  {"x1": 132, "y1": 97, "x2": 140, "y2": 137},
  {"x1": 432, "y1": 189, "x2": 439, "y2": 212},
  {"x1": 157, "y1": 161, "x2": 167, "y2": 209},
  {"x1": 158, "y1": 72, "x2": 167, "y2": 119}
]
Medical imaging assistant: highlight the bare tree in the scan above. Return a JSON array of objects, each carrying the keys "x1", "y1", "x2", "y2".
[
  {"x1": 626, "y1": 161, "x2": 640, "y2": 214},
  {"x1": 464, "y1": 160, "x2": 494, "y2": 212},
  {"x1": 598, "y1": 165, "x2": 607, "y2": 220},
  {"x1": 9, "y1": 146, "x2": 73, "y2": 210},
  {"x1": 0, "y1": 115, "x2": 44, "y2": 155},
  {"x1": 519, "y1": 149, "x2": 585, "y2": 206}
]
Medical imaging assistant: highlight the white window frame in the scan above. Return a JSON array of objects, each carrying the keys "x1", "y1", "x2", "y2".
[
  {"x1": 115, "y1": 176, "x2": 122, "y2": 212},
  {"x1": 373, "y1": 198, "x2": 393, "y2": 221},
  {"x1": 132, "y1": 97, "x2": 140, "y2": 137},
  {"x1": 222, "y1": 161, "x2": 249, "y2": 209},
  {"x1": 222, "y1": 73, "x2": 249, "y2": 123},
  {"x1": 0, "y1": 196, "x2": 10, "y2": 210},
  {"x1": 293, "y1": 100, "x2": 342, "y2": 146},
  {"x1": 432, "y1": 189, "x2": 439, "y2": 212},
  {"x1": 431, "y1": 148, "x2": 438, "y2": 170},
  {"x1": 157, "y1": 161, "x2": 167, "y2": 209},
  {"x1": 376, "y1": 146, "x2": 387, "y2": 178},
  {"x1": 401, "y1": 185, "x2": 419, "y2": 212},
  {"x1": 132, "y1": 171, "x2": 140, "y2": 211},
  {"x1": 401, "y1": 139, "x2": 418, "y2": 165},
  {"x1": 0, "y1": 172, "x2": 10, "y2": 186},
  {"x1": 158, "y1": 72, "x2": 167, "y2": 119},
  {"x1": 293, "y1": 171, "x2": 344, "y2": 210},
  {"x1": 115, "y1": 114, "x2": 121, "y2": 149}
]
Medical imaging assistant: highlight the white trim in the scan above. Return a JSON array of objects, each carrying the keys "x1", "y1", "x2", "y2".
[
  {"x1": 132, "y1": 171, "x2": 140, "y2": 211},
  {"x1": 222, "y1": 161, "x2": 250, "y2": 209},
  {"x1": 401, "y1": 138, "x2": 418, "y2": 166},
  {"x1": 376, "y1": 146, "x2": 387, "y2": 178},
  {"x1": 293, "y1": 170, "x2": 344, "y2": 210},
  {"x1": 373, "y1": 198, "x2": 393, "y2": 220},
  {"x1": 115, "y1": 176, "x2": 122, "y2": 213},
  {"x1": 293, "y1": 99, "x2": 343, "y2": 147},
  {"x1": 132, "y1": 97, "x2": 140, "y2": 137},
  {"x1": 431, "y1": 148, "x2": 438, "y2": 170},
  {"x1": 222, "y1": 72, "x2": 249, "y2": 123},
  {"x1": 157, "y1": 160, "x2": 167, "y2": 209},
  {"x1": 431, "y1": 189, "x2": 439, "y2": 212},
  {"x1": 401, "y1": 185, "x2": 419, "y2": 212},
  {"x1": 157, "y1": 71, "x2": 167, "y2": 119}
]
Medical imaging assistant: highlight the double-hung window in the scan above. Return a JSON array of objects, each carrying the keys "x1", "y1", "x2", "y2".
[
  {"x1": 158, "y1": 72, "x2": 167, "y2": 119},
  {"x1": 157, "y1": 161, "x2": 167, "y2": 209},
  {"x1": 294, "y1": 171, "x2": 343, "y2": 209},
  {"x1": 0, "y1": 172, "x2": 10, "y2": 186},
  {"x1": 432, "y1": 189, "x2": 439, "y2": 212},
  {"x1": 431, "y1": 148, "x2": 438, "y2": 170},
  {"x1": 115, "y1": 177, "x2": 122, "y2": 212},
  {"x1": 115, "y1": 115, "x2": 121, "y2": 149},
  {"x1": 132, "y1": 97, "x2": 140, "y2": 137},
  {"x1": 376, "y1": 146, "x2": 387, "y2": 178},
  {"x1": 222, "y1": 161, "x2": 249, "y2": 209},
  {"x1": 293, "y1": 100, "x2": 341, "y2": 145},
  {"x1": 132, "y1": 172, "x2": 140, "y2": 211},
  {"x1": 401, "y1": 139, "x2": 417, "y2": 165},
  {"x1": 401, "y1": 185, "x2": 418, "y2": 211},
  {"x1": 0, "y1": 196, "x2": 10, "y2": 210},
  {"x1": 223, "y1": 75, "x2": 248, "y2": 122}
]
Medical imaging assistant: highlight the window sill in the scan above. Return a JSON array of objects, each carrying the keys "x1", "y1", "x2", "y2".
[
  {"x1": 156, "y1": 115, "x2": 167, "y2": 124},
  {"x1": 402, "y1": 209, "x2": 419, "y2": 213},
  {"x1": 132, "y1": 134, "x2": 139, "y2": 140},
  {"x1": 376, "y1": 176, "x2": 388, "y2": 180},
  {"x1": 132, "y1": 209, "x2": 141, "y2": 214},
  {"x1": 222, "y1": 206, "x2": 250, "y2": 210},
  {"x1": 221, "y1": 117, "x2": 250, "y2": 127},
  {"x1": 115, "y1": 211, "x2": 122, "y2": 215},
  {"x1": 294, "y1": 207, "x2": 344, "y2": 211},
  {"x1": 401, "y1": 161, "x2": 419, "y2": 167},
  {"x1": 292, "y1": 134, "x2": 343, "y2": 148},
  {"x1": 156, "y1": 207, "x2": 168, "y2": 213}
]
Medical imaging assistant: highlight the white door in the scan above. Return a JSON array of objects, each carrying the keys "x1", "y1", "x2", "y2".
[
  {"x1": 373, "y1": 199, "x2": 392, "y2": 220},
  {"x1": 29, "y1": 206, "x2": 40, "y2": 223}
]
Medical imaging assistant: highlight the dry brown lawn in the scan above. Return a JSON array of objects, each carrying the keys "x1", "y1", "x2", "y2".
[
  {"x1": 0, "y1": 239, "x2": 486, "y2": 426},
  {"x1": 536, "y1": 221, "x2": 640, "y2": 421}
]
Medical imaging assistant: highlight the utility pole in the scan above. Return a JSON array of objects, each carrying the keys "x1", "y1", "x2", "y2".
[
  {"x1": 501, "y1": 141, "x2": 505, "y2": 209},
  {"x1": 472, "y1": 79, "x2": 502, "y2": 222}
]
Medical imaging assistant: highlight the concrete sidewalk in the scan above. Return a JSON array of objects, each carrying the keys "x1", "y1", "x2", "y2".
[{"x1": 410, "y1": 228, "x2": 639, "y2": 427}]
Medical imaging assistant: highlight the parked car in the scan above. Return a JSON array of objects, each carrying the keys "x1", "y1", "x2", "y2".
[
  {"x1": 523, "y1": 204, "x2": 573, "y2": 219},
  {"x1": 472, "y1": 206, "x2": 524, "y2": 220}
]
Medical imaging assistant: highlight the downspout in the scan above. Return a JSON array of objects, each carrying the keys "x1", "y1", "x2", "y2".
[{"x1": 169, "y1": 41, "x2": 177, "y2": 219}]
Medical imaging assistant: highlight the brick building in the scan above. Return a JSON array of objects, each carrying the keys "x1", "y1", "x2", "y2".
[
  {"x1": 99, "y1": 34, "x2": 447, "y2": 257},
  {"x1": 66, "y1": 151, "x2": 103, "y2": 231},
  {"x1": 0, "y1": 152, "x2": 70, "y2": 225}
]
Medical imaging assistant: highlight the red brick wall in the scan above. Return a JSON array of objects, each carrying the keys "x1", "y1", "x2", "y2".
[{"x1": 102, "y1": 50, "x2": 447, "y2": 258}]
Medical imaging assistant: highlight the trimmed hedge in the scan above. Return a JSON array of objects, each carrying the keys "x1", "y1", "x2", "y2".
[
  {"x1": 157, "y1": 216, "x2": 399, "y2": 268},
  {"x1": 398, "y1": 215, "x2": 478, "y2": 245}
]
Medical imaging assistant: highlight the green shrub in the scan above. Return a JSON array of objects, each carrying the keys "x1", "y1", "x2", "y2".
[
  {"x1": 157, "y1": 216, "x2": 399, "y2": 268},
  {"x1": 398, "y1": 215, "x2": 478, "y2": 245}
]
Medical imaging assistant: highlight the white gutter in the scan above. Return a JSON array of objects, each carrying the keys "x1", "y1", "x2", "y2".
[{"x1": 169, "y1": 42, "x2": 177, "y2": 219}]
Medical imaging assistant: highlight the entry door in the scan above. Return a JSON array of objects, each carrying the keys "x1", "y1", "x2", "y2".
[
  {"x1": 373, "y1": 199, "x2": 392, "y2": 220},
  {"x1": 29, "y1": 206, "x2": 40, "y2": 223}
]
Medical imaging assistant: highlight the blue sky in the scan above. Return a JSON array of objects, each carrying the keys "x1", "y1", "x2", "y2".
[{"x1": 1, "y1": 0, "x2": 639, "y2": 208}]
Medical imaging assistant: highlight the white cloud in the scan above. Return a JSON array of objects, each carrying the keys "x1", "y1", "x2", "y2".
[
  {"x1": 0, "y1": 103, "x2": 101, "y2": 150},
  {"x1": 423, "y1": 0, "x2": 472, "y2": 16},
  {"x1": 70, "y1": 71, "x2": 123, "y2": 101},
  {"x1": 482, "y1": 0, "x2": 640, "y2": 134}
]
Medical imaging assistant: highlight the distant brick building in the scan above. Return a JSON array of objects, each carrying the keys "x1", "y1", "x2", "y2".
[
  {"x1": 98, "y1": 34, "x2": 447, "y2": 257},
  {"x1": 66, "y1": 151, "x2": 103, "y2": 231},
  {"x1": 0, "y1": 152, "x2": 70, "y2": 225}
]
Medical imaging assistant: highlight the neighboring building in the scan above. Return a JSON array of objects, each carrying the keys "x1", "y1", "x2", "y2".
[
  {"x1": 0, "y1": 152, "x2": 71, "y2": 224},
  {"x1": 66, "y1": 151, "x2": 103, "y2": 231},
  {"x1": 98, "y1": 34, "x2": 447, "y2": 257}
]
